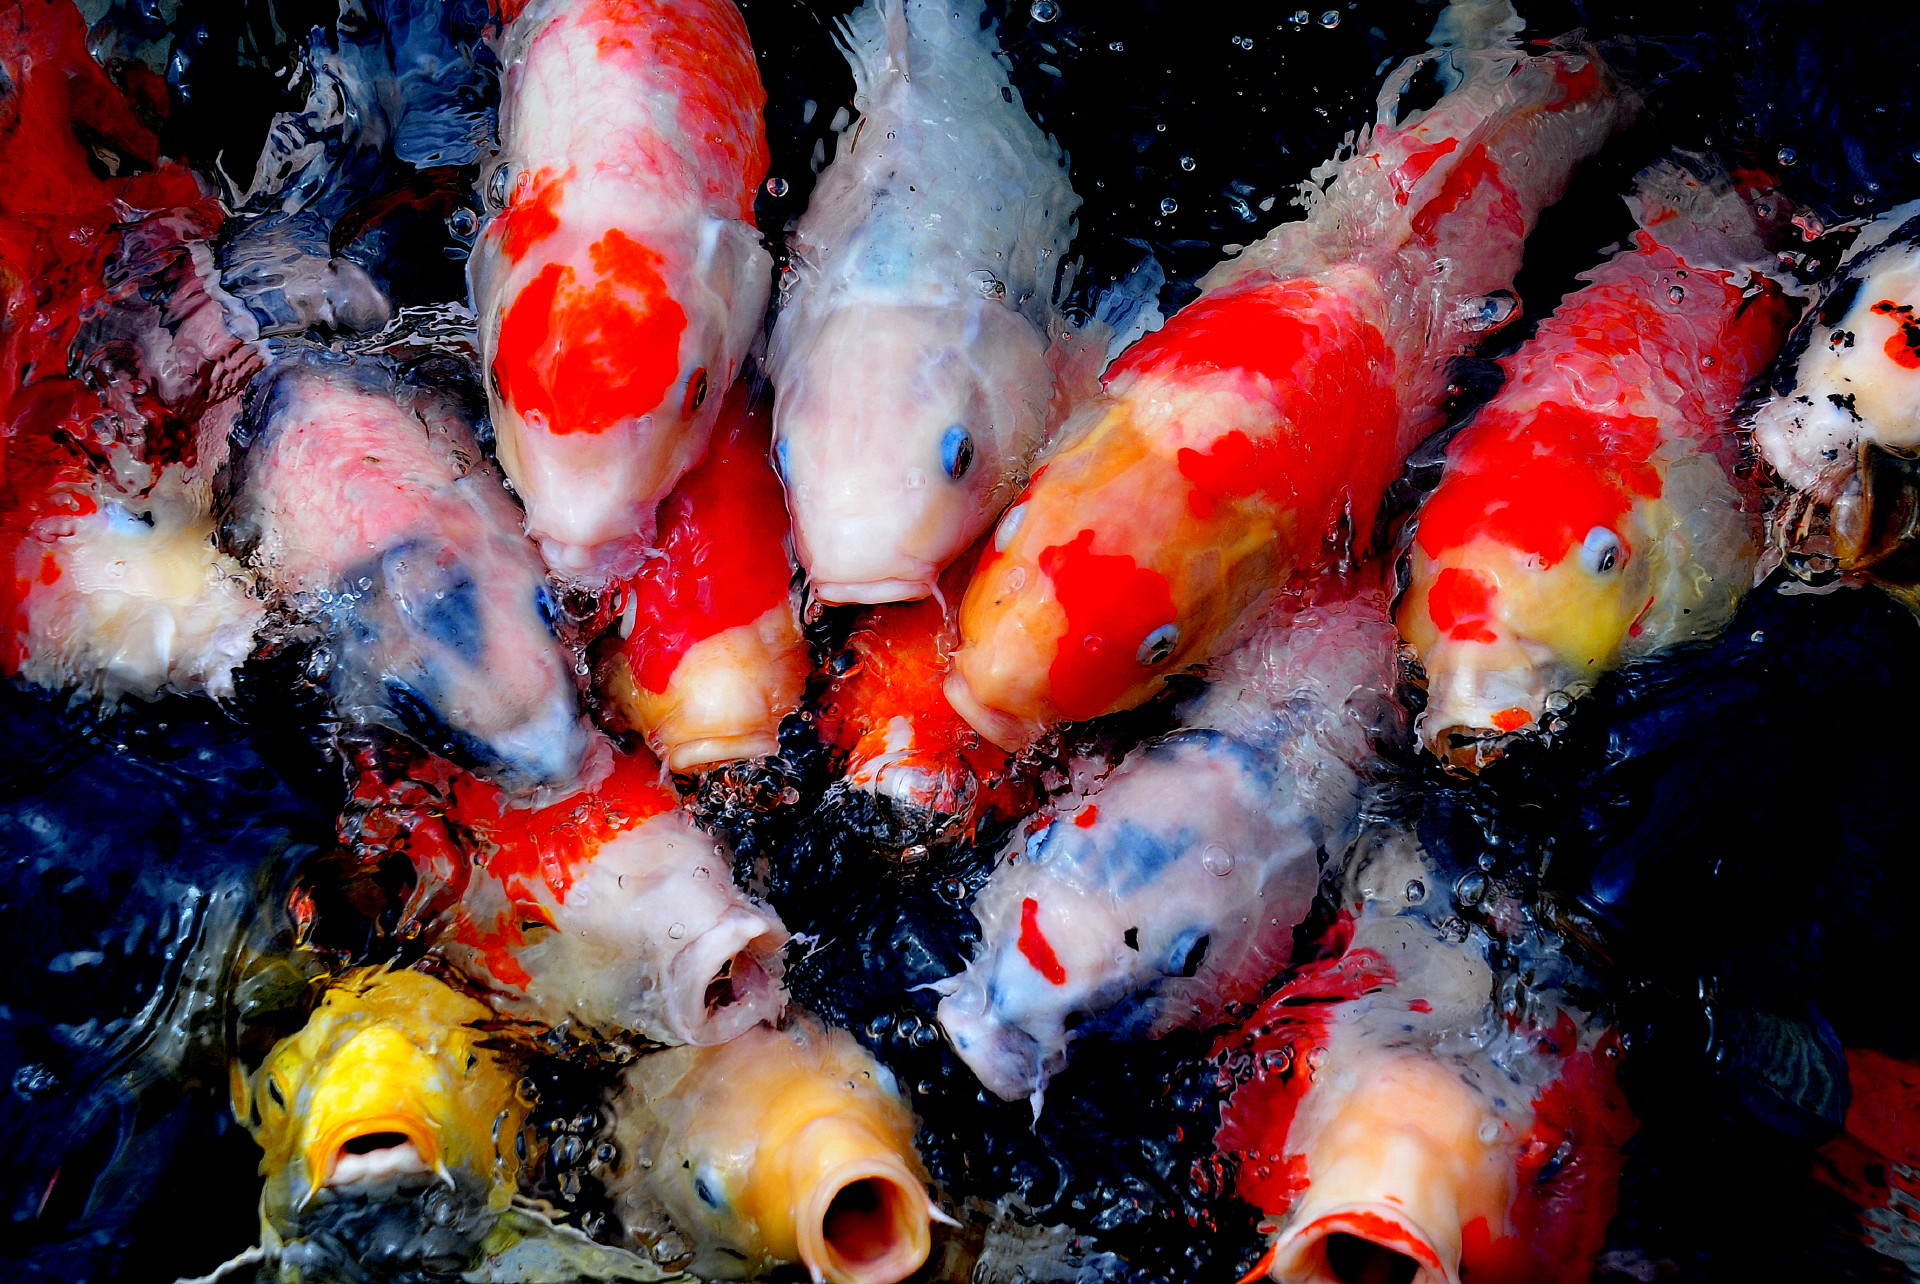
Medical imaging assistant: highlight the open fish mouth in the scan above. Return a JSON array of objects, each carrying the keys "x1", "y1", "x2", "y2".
[
  {"x1": 1775, "y1": 442, "x2": 1920, "y2": 581},
  {"x1": 318, "y1": 1122, "x2": 439, "y2": 1191},
  {"x1": 1422, "y1": 723, "x2": 1524, "y2": 772}
]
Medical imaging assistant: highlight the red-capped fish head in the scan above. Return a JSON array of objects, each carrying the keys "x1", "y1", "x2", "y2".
[
  {"x1": 775, "y1": 304, "x2": 1051, "y2": 605},
  {"x1": 1399, "y1": 407, "x2": 1662, "y2": 768}
]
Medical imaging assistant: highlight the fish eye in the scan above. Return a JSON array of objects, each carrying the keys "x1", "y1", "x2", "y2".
[
  {"x1": 267, "y1": 1076, "x2": 287, "y2": 1110},
  {"x1": 694, "y1": 1169, "x2": 725, "y2": 1210},
  {"x1": 1579, "y1": 526, "x2": 1623, "y2": 575},
  {"x1": 940, "y1": 424, "x2": 975, "y2": 479},
  {"x1": 485, "y1": 163, "x2": 513, "y2": 212},
  {"x1": 682, "y1": 367, "x2": 709, "y2": 417},
  {"x1": 1137, "y1": 622, "x2": 1179, "y2": 665}
]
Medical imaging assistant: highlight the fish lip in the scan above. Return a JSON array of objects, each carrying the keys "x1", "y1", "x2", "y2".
[
  {"x1": 308, "y1": 1116, "x2": 440, "y2": 1199},
  {"x1": 941, "y1": 672, "x2": 1042, "y2": 752},
  {"x1": 788, "y1": 1120, "x2": 935, "y2": 1284},
  {"x1": 662, "y1": 905, "x2": 790, "y2": 1045},
  {"x1": 934, "y1": 985, "x2": 1050, "y2": 1104},
  {"x1": 1267, "y1": 1202, "x2": 1459, "y2": 1284},
  {"x1": 1421, "y1": 723, "x2": 1524, "y2": 773},
  {"x1": 810, "y1": 578, "x2": 938, "y2": 606},
  {"x1": 659, "y1": 730, "x2": 782, "y2": 773}
]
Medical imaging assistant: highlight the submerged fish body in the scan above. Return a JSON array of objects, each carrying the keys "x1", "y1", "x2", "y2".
[
  {"x1": 768, "y1": 0, "x2": 1078, "y2": 605},
  {"x1": 815, "y1": 539, "x2": 1037, "y2": 847},
  {"x1": 232, "y1": 357, "x2": 591, "y2": 791},
  {"x1": 472, "y1": 0, "x2": 773, "y2": 579},
  {"x1": 935, "y1": 582, "x2": 1400, "y2": 1107},
  {"x1": 1752, "y1": 201, "x2": 1920, "y2": 582},
  {"x1": 237, "y1": 967, "x2": 526, "y2": 1247},
  {"x1": 438, "y1": 748, "x2": 790, "y2": 1046},
  {"x1": 609, "y1": 1016, "x2": 942, "y2": 1284},
  {"x1": 606, "y1": 380, "x2": 806, "y2": 772},
  {"x1": 1398, "y1": 162, "x2": 1796, "y2": 765},
  {"x1": 943, "y1": 12, "x2": 1633, "y2": 749},
  {"x1": 1215, "y1": 831, "x2": 1636, "y2": 1284}
]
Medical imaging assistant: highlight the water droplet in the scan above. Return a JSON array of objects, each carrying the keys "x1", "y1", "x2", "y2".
[
  {"x1": 1478, "y1": 1118, "x2": 1502, "y2": 1144},
  {"x1": 1290, "y1": 9, "x2": 1308, "y2": 22},
  {"x1": 1160, "y1": 197, "x2": 1179, "y2": 215},
  {"x1": 1108, "y1": 40, "x2": 1124, "y2": 51},
  {"x1": 905, "y1": 467, "x2": 928, "y2": 490},
  {"x1": 1463, "y1": 290, "x2": 1516, "y2": 332},
  {"x1": 1319, "y1": 9, "x2": 1340, "y2": 25},
  {"x1": 446, "y1": 206, "x2": 479, "y2": 239},
  {"x1": 765, "y1": 175, "x2": 789, "y2": 197},
  {"x1": 1201, "y1": 844, "x2": 1235, "y2": 876},
  {"x1": 1179, "y1": 155, "x2": 1196, "y2": 171},
  {"x1": 1669, "y1": 284, "x2": 1686, "y2": 304},
  {"x1": 1404, "y1": 879, "x2": 1426, "y2": 904},
  {"x1": 1777, "y1": 145, "x2": 1799, "y2": 166},
  {"x1": 969, "y1": 269, "x2": 1007, "y2": 299},
  {"x1": 912, "y1": 1023, "x2": 941, "y2": 1050},
  {"x1": 667, "y1": 922, "x2": 686, "y2": 939},
  {"x1": 1030, "y1": 0, "x2": 1059, "y2": 21},
  {"x1": 1005, "y1": 565, "x2": 1027, "y2": 592},
  {"x1": 1455, "y1": 871, "x2": 1489, "y2": 907},
  {"x1": 486, "y1": 164, "x2": 511, "y2": 210},
  {"x1": 780, "y1": 786, "x2": 801, "y2": 806},
  {"x1": 1749, "y1": 630, "x2": 1766, "y2": 644}
]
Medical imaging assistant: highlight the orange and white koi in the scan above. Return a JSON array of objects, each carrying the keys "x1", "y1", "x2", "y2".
[
  {"x1": 1214, "y1": 833, "x2": 1636, "y2": 1284},
  {"x1": 435, "y1": 746, "x2": 790, "y2": 1046},
  {"x1": 1752, "y1": 201, "x2": 1920, "y2": 584},
  {"x1": 471, "y1": 0, "x2": 772, "y2": 579},
  {"x1": 941, "y1": 1, "x2": 1632, "y2": 749},
  {"x1": 1398, "y1": 161, "x2": 1797, "y2": 766},
  {"x1": 814, "y1": 539, "x2": 1038, "y2": 848},
  {"x1": 608, "y1": 1016, "x2": 946, "y2": 1284},
  {"x1": 766, "y1": 0, "x2": 1077, "y2": 605},
  {"x1": 604, "y1": 380, "x2": 805, "y2": 772}
]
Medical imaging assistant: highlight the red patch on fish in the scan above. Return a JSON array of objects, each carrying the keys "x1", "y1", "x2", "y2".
[
  {"x1": 1297, "y1": 1211, "x2": 1443, "y2": 1273},
  {"x1": 493, "y1": 229, "x2": 688, "y2": 436},
  {"x1": 1017, "y1": 897, "x2": 1068, "y2": 985},
  {"x1": 1411, "y1": 143, "x2": 1521, "y2": 244},
  {"x1": 620, "y1": 383, "x2": 792, "y2": 692},
  {"x1": 1872, "y1": 299, "x2": 1920, "y2": 370},
  {"x1": 1427, "y1": 566, "x2": 1500, "y2": 644},
  {"x1": 1037, "y1": 529, "x2": 1179, "y2": 722},
  {"x1": 1074, "y1": 804, "x2": 1100, "y2": 828},
  {"x1": 494, "y1": 167, "x2": 569, "y2": 263},
  {"x1": 1491, "y1": 707, "x2": 1533, "y2": 732}
]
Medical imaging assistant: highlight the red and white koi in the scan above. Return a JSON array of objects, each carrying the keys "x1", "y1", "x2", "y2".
[
  {"x1": 1751, "y1": 201, "x2": 1920, "y2": 580},
  {"x1": 604, "y1": 380, "x2": 805, "y2": 772},
  {"x1": 1213, "y1": 833, "x2": 1636, "y2": 1284},
  {"x1": 471, "y1": 0, "x2": 772, "y2": 579},
  {"x1": 232, "y1": 358, "x2": 592, "y2": 791},
  {"x1": 766, "y1": 0, "x2": 1077, "y2": 605},
  {"x1": 435, "y1": 745, "x2": 789, "y2": 1046},
  {"x1": 942, "y1": 0, "x2": 1632, "y2": 750},
  {"x1": 935, "y1": 579, "x2": 1400, "y2": 1110},
  {"x1": 1398, "y1": 161, "x2": 1797, "y2": 766}
]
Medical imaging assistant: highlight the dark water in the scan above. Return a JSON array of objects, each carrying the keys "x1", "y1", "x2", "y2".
[{"x1": 10, "y1": 0, "x2": 1920, "y2": 1281}]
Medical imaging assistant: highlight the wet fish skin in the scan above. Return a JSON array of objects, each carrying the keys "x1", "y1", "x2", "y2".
[
  {"x1": 471, "y1": 0, "x2": 773, "y2": 580},
  {"x1": 231, "y1": 356, "x2": 592, "y2": 792}
]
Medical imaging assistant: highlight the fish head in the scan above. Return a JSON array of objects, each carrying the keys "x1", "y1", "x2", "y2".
[
  {"x1": 774, "y1": 303, "x2": 1050, "y2": 604},
  {"x1": 1400, "y1": 405, "x2": 1665, "y2": 766},
  {"x1": 240, "y1": 969, "x2": 525, "y2": 1239}
]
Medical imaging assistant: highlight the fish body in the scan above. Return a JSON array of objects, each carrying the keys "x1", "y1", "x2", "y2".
[
  {"x1": 767, "y1": 0, "x2": 1077, "y2": 604},
  {"x1": 236, "y1": 967, "x2": 527, "y2": 1247},
  {"x1": 608, "y1": 1016, "x2": 941, "y2": 1284},
  {"x1": 936, "y1": 581, "x2": 1400, "y2": 1107},
  {"x1": 942, "y1": 12, "x2": 1632, "y2": 749},
  {"x1": 606, "y1": 381, "x2": 805, "y2": 772},
  {"x1": 815, "y1": 539, "x2": 1035, "y2": 847},
  {"x1": 232, "y1": 357, "x2": 591, "y2": 791},
  {"x1": 1215, "y1": 834, "x2": 1635, "y2": 1284},
  {"x1": 437, "y1": 747, "x2": 790, "y2": 1045},
  {"x1": 1398, "y1": 162, "x2": 1796, "y2": 765},
  {"x1": 471, "y1": 0, "x2": 772, "y2": 579},
  {"x1": 1751, "y1": 201, "x2": 1920, "y2": 583}
]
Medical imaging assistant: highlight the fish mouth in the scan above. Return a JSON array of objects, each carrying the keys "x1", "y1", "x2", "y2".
[
  {"x1": 940, "y1": 672, "x2": 1043, "y2": 752},
  {"x1": 1421, "y1": 724, "x2": 1522, "y2": 773},
  {"x1": 662, "y1": 906, "x2": 789, "y2": 1045},
  {"x1": 1413, "y1": 640, "x2": 1554, "y2": 771},
  {"x1": 788, "y1": 1119, "x2": 937, "y2": 1284},
  {"x1": 1267, "y1": 1204, "x2": 1457, "y2": 1284},
  {"x1": 312, "y1": 1116, "x2": 440, "y2": 1195},
  {"x1": 1777, "y1": 442, "x2": 1920, "y2": 576},
  {"x1": 811, "y1": 578, "x2": 937, "y2": 606}
]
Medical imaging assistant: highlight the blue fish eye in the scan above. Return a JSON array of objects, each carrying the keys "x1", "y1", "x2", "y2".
[
  {"x1": 1137, "y1": 622, "x2": 1179, "y2": 666},
  {"x1": 941, "y1": 424, "x2": 974, "y2": 480},
  {"x1": 1580, "y1": 526, "x2": 1622, "y2": 575}
]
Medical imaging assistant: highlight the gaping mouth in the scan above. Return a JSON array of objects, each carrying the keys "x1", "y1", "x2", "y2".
[
  {"x1": 1269, "y1": 1207, "x2": 1453, "y2": 1284},
  {"x1": 664, "y1": 908, "x2": 788, "y2": 1045},
  {"x1": 1422, "y1": 723, "x2": 1521, "y2": 773},
  {"x1": 322, "y1": 1126, "x2": 434, "y2": 1189}
]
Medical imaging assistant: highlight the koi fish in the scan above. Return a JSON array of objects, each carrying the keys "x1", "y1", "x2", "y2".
[
  {"x1": 1214, "y1": 830, "x2": 1635, "y2": 1284},
  {"x1": 942, "y1": 0, "x2": 1633, "y2": 749},
  {"x1": 1398, "y1": 161, "x2": 1797, "y2": 767},
  {"x1": 814, "y1": 539, "x2": 1037, "y2": 849},
  {"x1": 935, "y1": 580, "x2": 1400, "y2": 1109},
  {"x1": 1, "y1": 0, "x2": 267, "y2": 700},
  {"x1": 234, "y1": 967, "x2": 527, "y2": 1248},
  {"x1": 605, "y1": 380, "x2": 805, "y2": 772},
  {"x1": 230, "y1": 356, "x2": 592, "y2": 791},
  {"x1": 471, "y1": 0, "x2": 773, "y2": 579},
  {"x1": 766, "y1": 0, "x2": 1077, "y2": 604},
  {"x1": 1751, "y1": 201, "x2": 1920, "y2": 591},
  {"x1": 436, "y1": 746, "x2": 790, "y2": 1046},
  {"x1": 608, "y1": 1015, "x2": 947, "y2": 1284}
]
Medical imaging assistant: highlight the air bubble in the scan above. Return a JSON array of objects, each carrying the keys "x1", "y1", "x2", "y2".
[
  {"x1": 1290, "y1": 9, "x2": 1308, "y2": 22},
  {"x1": 1109, "y1": 40, "x2": 1124, "y2": 51},
  {"x1": 1201, "y1": 844, "x2": 1235, "y2": 876},
  {"x1": 1404, "y1": 879, "x2": 1426, "y2": 904},
  {"x1": 765, "y1": 176, "x2": 789, "y2": 197},
  {"x1": 486, "y1": 164, "x2": 511, "y2": 210},
  {"x1": 1777, "y1": 145, "x2": 1798, "y2": 166},
  {"x1": 1160, "y1": 197, "x2": 1179, "y2": 215},
  {"x1": 1319, "y1": 10, "x2": 1339, "y2": 25},
  {"x1": 1455, "y1": 871, "x2": 1489, "y2": 907},
  {"x1": 1179, "y1": 155, "x2": 1196, "y2": 171},
  {"x1": 446, "y1": 206, "x2": 479, "y2": 239},
  {"x1": 969, "y1": 270, "x2": 1007, "y2": 299},
  {"x1": 667, "y1": 922, "x2": 686, "y2": 939},
  {"x1": 1669, "y1": 285, "x2": 1686, "y2": 304},
  {"x1": 1030, "y1": 0, "x2": 1059, "y2": 21}
]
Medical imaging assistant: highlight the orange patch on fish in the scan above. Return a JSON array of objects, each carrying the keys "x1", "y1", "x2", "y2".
[
  {"x1": 493, "y1": 228, "x2": 688, "y2": 437},
  {"x1": 1490, "y1": 707, "x2": 1533, "y2": 733},
  {"x1": 1427, "y1": 566, "x2": 1499, "y2": 644},
  {"x1": 1017, "y1": 897, "x2": 1067, "y2": 985},
  {"x1": 1036, "y1": 529, "x2": 1178, "y2": 722},
  {"x1": 1871, "y1": 299, "x2": 1920, "y2": 370}
]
